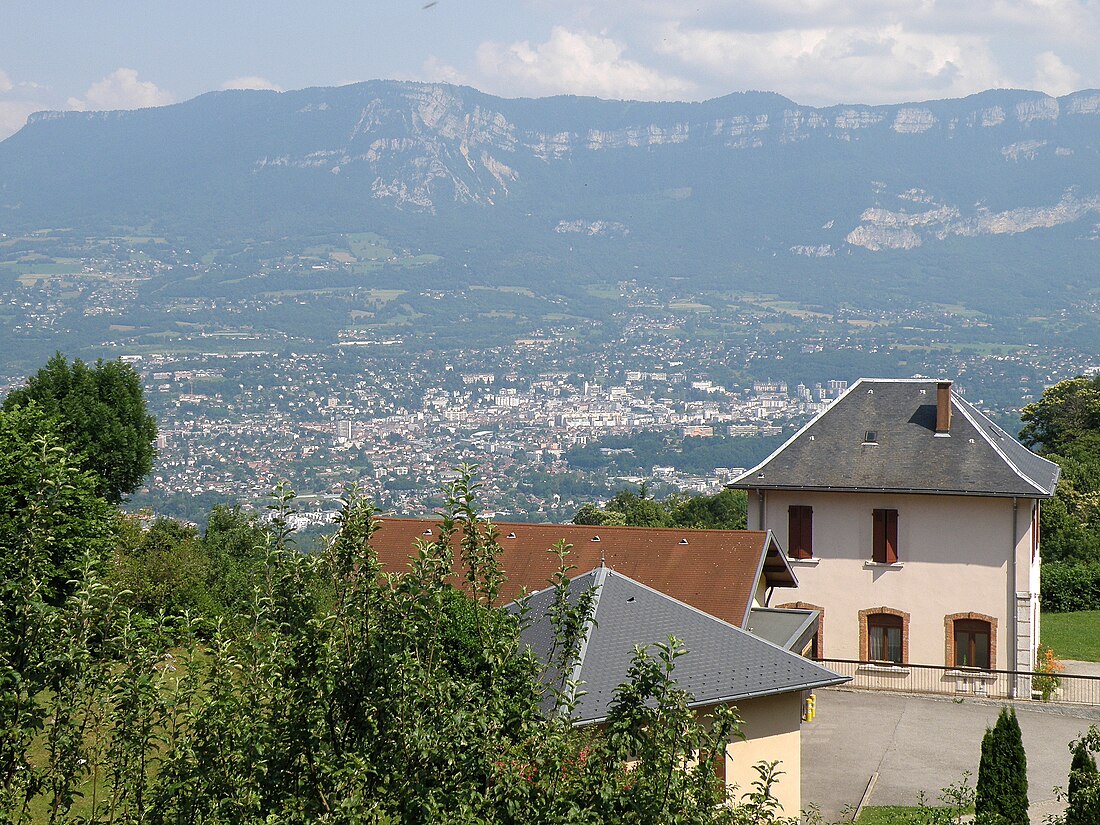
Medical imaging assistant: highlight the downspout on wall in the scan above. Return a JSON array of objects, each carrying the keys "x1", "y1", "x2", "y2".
[{"x1": 1010, "y1": 497, "x2": 1018, "y2": 696}]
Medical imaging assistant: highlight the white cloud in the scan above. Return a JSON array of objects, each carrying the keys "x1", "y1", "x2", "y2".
[
  {"x1": 67, "y1": 68, "x2": 174, "y2": 112},
  {"x1": 510, "y1": 1, "x2": 1100, "y2": 103},
  {"x1": 220, "y1": 76, "x2": 283, "y2": 92},
  {"x1": 475, "y1": 26, "x2": 693, "y2": 100},
  {"x1": 1031, "y1": 51, "x2": 1081, "y2": 96},
  {"x1": 420, "y1": 57, "x2": 469, "y2": 87},
  {"x1": 655, "y1": 23, "x2": 1006, "y2": 104},
  {"x1": 0, "y1": 68, "x2": 45, "y2": 139},
  {"x1": 0, "y1": 100, "x2": 40, "y2": 139}
]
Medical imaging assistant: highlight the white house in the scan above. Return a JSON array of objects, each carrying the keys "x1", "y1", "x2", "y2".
[{"x1": 730, "y1": 378, "x2": 1060, "y2": 698}]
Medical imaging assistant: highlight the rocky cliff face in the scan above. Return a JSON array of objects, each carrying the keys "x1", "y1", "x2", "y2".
[{"x1": 3, "y1": 81, "x2": 1100, "y2": 258}]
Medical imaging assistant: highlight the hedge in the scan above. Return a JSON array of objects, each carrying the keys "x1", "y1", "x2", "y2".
[{"x1": 1042, "y1": 562, "x2": 1100, "y2": 612}]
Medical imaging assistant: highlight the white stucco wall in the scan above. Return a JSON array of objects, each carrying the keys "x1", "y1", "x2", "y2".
[
  {"x1": 718, "y1": 692, "x2": 804, "y2": 816},
  {"x1": 747, "y1": 489, "x2": 1040, "y2": 672}
]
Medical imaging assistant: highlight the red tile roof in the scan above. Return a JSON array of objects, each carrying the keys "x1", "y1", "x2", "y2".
[{"x1": 369, "y1": 518, "x2": 795, "y2": 628}]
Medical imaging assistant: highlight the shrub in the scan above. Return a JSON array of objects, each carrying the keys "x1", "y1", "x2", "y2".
[
  {"x1": 1067, "y1": 736, "x2": 1100, "y2": 825},
  {"x1": 1041, "y1": 562, "x2": 1100, "y2": 613},
  {"x1": 976, "y1": 707, "x2": 1028, "y2": 824}
]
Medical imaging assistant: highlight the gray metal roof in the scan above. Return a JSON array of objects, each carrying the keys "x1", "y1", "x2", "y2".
[
  {"x1": 745, "y1": 607, "x2": 819, "y2": 653},
  {"x1": 513, "y1": 568, "x2": 848, "y2": 724},
  {"x1": 729, "y1": 379, "x2": 1060, "y2": 498}
]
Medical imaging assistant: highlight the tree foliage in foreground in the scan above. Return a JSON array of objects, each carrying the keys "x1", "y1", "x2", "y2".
[
  {"x1": 3, "y1": 353, "x2": 157, "y2": 503},
  {"x1": 2, "y1": 467, "x2": 802, "y2": 824}
]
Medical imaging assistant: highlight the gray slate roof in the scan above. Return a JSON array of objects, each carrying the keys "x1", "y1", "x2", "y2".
[
  {"x1": 745, "y1": 607, "x2": 819, "y2": 653},
  {"x1": 730, "y1": 378, "x2": 1060, "y2": 497},
  {"x1": 512, "y1": 568, "x2": 848, "y2": 725}
]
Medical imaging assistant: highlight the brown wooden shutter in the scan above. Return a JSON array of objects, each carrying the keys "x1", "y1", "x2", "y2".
[
  {"x1": 788, "y1": 506, "x2": 812, "y2": 559},
  {"x1": 873, "y1": 509, "x2": 898, "y2": 563},
  {"x1": 885, "y1": 509, "x2": 898, "y2": 564},
  {"x1": 872, "y1": 509, "x2": 885, "y2": 563}
]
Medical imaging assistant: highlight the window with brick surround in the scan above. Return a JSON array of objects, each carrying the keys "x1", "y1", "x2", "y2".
[
  {"x1": 867, "y1": 613, "x2": 903, "y2": 663},
  {"x1": 945, "y1": 612, "x2": 997, "y2": 670},
  {"x1": 788, "y1": 505, "x2": 813, "y2": 559},
  {"x1": 859, "y1": 607, "x2": 909, "y2": 664},
  {"x1": 872, "y1": 508, "x2": 899, "y2": 564}
]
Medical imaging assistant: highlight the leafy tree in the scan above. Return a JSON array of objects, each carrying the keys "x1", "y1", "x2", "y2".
[
  {"x1": 3, "y1": 353, "x2": 158, "y2": 503},
  {"x1": 976, "y1": 706, "x2": 1028, "y2": 824},
  {"x1": 1015, "y1": 377, "x2": 1100, "y2": 573},
  {"x1": 1020, "y1": 377, "x2": 1100, "y2": 457},
  {"x1": 573, "y1": 485, "x2": 747, "y2": 530},
  {"x1": 199, "y1": 503, "x2": 273, "y2": 620},
  {"x1": 110, "y1": 518, "x2": 213, "y2": 617},
  {"x1": 670, "y1": 488, "x2": 748, "y2": 529}
]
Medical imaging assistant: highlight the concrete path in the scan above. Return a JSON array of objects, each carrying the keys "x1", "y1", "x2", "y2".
[{"x1": 801, "y1": 688, "x2": 1100, "y2": 823}]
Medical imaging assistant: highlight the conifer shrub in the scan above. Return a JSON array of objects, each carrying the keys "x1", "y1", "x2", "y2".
[
  {"x1": 975, "y1": 706, "x2": 1028, "y2": 824},
  {"x1": 1067, "y1": 734, "x2": 1100, "y2": 825}
]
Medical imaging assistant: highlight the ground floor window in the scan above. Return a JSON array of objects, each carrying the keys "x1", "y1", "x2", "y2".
[
  {"x1": 859, "y1": 607, "x2": 909, "y2": 664},
  {"x1": 868, "y1": 614, "x2": 903, "y2": 663},
  {"x1": 944, "y1": 612, "x2": 997, "y2": 670}
]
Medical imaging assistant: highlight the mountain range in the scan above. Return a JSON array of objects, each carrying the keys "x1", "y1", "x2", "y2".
[{"x1": 1, "y1": 81, "x2": 1099, "y2": 312}]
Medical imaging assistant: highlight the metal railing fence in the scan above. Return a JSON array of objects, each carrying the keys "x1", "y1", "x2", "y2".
[{"x1": 816, "y1": 658, "x2": 1100, "y2": 706}]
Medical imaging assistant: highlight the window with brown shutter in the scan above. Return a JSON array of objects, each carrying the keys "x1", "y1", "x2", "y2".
[
  {"x1": 788, "y1": 505, "x2": 813, "y2": 559},
  {"x1": 872, "y1": 508, "x2": 898, "y2": 564}
]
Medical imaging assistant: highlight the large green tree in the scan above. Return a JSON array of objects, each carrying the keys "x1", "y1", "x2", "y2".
[
  {"x1": 1020, "y1": 376, "x2": 1100, "y2": 458},
  {"x1": 3, "y1": 353, "x2": 157, "y2": 503},
  {"x1": 4, "y1": 470, "x2": 799, "y2": 824},
  {"x1": 1016, "y1": 377, "x2": 1100, "y2": 571}
]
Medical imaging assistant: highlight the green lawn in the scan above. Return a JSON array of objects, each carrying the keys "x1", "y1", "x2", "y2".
[
  {"x1": 1042, "y1": 611, "x2": 1100, "y2": 661},
  {"x1": 856, "y1": 805, "x2": 970, "y2": 824}
]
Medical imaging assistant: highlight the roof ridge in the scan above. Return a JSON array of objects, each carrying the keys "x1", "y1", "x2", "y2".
[
  {"x1": 564, "y1": 567, "x2": 605, "y2": 713},
  {"x1": 376, "y1": 516, "x2": 769, "y2": 537},
  {"x1": 951, "y1": 396, "x2": 1048, "y2": 496}
]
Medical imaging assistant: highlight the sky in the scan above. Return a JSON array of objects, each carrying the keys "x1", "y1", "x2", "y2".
[{"x1": 2, "y1": 0, "x2": 1099, "y2": 140}]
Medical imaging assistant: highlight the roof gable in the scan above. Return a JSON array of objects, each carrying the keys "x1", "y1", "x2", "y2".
[
  {"x1": 515, "y1": 568, "x2": 847, "y2": 724},
  {"x1": 730, "y1": 378, "x2": 1060, "y2": 497},
  {"x1": 369, "y1": 518, "x2": 796, "y2": 627}
]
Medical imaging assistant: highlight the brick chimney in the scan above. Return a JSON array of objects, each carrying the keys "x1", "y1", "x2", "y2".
[{"x1": 936, "y1": 381, "x2": 952, "y2": 435}]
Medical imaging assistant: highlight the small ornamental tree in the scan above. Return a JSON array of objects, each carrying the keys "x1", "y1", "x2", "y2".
[
  {"x1": 976, "y1": 706, "x2": 1028, "y2": 824},
  {"x1": 1067, "y1": 732, "x2": 1100, "y2": 825}
]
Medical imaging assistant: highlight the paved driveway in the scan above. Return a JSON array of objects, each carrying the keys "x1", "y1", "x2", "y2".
[{"x1": 801, "y1": 688, "x2": 1100, "y2": 823}]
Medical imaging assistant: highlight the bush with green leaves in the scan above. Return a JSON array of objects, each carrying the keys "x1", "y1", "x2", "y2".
[{"x1": 1042, "y1": 561, "x2": 1100, "y2": 612}]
